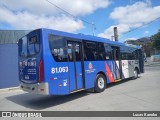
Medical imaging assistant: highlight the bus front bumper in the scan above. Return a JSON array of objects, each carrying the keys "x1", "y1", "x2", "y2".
[{"x1": 20, "y1": 82, "x2": 49, "y2": 95}]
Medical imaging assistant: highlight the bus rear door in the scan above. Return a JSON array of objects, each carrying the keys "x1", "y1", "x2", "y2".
[
  {"x1": 111, "y1": 46, "x2": 122, "y2": 81},
  {"x1": 67, "y1": 41, "x2": 85, "y2": 93}
]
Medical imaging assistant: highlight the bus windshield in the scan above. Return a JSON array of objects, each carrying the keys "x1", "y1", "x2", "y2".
[{"x1": 19, "y1": 35, "x2": 40, "y2": 57}]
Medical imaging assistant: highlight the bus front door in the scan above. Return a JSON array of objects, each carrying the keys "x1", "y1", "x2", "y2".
[{"x1": 67, "y1": 41, "x2": 85, "y2": 92}]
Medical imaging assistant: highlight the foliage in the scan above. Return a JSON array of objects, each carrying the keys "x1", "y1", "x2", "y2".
[{"x1": 152, "y1": 29, "x2": 160, "y2": 49}]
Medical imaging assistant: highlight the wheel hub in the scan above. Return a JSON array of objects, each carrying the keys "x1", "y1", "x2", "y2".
[{"x1": 98, "y1": 77, "x2": 104, "y2": 89}]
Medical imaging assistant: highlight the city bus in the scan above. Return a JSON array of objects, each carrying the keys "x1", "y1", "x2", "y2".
[{"x1": 18, "y1": 28, "x2": 144, "y2": 95}]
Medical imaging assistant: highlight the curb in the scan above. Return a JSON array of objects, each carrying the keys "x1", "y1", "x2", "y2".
[
  {"x1": 144, "y1": 62, "x2": 160, "y2": 66},
  {"x1": 0, "y1": 86, "x2": 20, "y2": 93}
]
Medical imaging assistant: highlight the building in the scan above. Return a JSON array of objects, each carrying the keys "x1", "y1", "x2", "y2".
[
  {"x1": 124, "y1": 39, "x2": 137, "y2": 45},
  {"x1": 0, "y1": 30, "x2": 30, "y2": 89}
]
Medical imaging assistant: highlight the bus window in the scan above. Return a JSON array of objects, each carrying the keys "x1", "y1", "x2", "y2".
[
  {"x1": 121, "y1": 47, "x2": 139, "y2": 60},
  {"x1": 132, "y1": 50, "x2": 139, "y2": 60},
  {"x1": 75, "y1": 44, "x2": 81, "y2": 61},
  {"x1": 28, "y1": 35, "x2": 40, "y2": 56},
  {"x1": 19, "y1": 37, "x2": 27, "y2": 57},
  {"x1": 67, "y1": 42, "x2": 81, "y2": 61},
  {"x1": 104, "y1": 44, "x2": 112, "y2": 60},
  {"x1": 121, "y1": 46, "x2": 130, "y2": 60},
  {"x1": 67, "y1": 43, "x2": 73, "y2": 61},
  {"x1": 84, "y1": 41, "x2": 97, "y2": 61},
  {"x1": 112, "y1": 47, "x2": 119, "y2": 60},
  {"x1": 19, "y1": 35, "x2": 40, "y2": 57},
  {"x1": 121, "y1": 53, "x2": 128, "y2": 60},
  {"x1": 84, "y1": 41, "x2": 113, "y2": 61},
  {"x1": 86, "y1": 42, "x2": 96, "y2": 48},
  {"x1": 48, "y1": 34, "x2": 68, "y2": 62},
  {"x1": 98, "y1": 43, "x2": 106, "y2": 60}
]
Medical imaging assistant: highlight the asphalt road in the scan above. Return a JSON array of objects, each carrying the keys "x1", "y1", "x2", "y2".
[{"x1": 0, "y1": 65, "x2": 160, "y2": 113}]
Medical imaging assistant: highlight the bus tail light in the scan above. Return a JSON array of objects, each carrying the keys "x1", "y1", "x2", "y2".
[{"x1": 38, "y1": 60, "x2": 44, "y2": 83}]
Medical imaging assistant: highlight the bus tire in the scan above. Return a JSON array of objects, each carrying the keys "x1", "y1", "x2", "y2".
[
  {"x1": 94, "y1": 74, "x2": 106, "y2": 93},
  {"x1": 132, "y1": 68, "x2": 138, "y2": 79}
]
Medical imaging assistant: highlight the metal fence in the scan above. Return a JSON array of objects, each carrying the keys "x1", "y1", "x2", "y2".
[
  {"x1": 150, "y1": 49, "x2": 160, "y2": 56},
  {"x1": 0, "y1": 44, "x2": 19, "y2": 89}
]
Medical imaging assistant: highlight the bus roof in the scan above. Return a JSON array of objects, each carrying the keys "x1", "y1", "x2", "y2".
[{"x1": 39, "y1": 28, "x2": 141, "y2": 49}]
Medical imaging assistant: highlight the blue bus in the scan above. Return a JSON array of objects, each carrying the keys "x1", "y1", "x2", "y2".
[{"x1": 18, "y1": 28, "x2": 144, "y2": 95}]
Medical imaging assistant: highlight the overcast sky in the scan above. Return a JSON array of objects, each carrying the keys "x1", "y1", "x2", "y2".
[{"x1": 0, "y1": 0, "x2": 160, "y2": 42}]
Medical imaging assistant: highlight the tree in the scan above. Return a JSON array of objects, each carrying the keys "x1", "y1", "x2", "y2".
[{"x1": 152, "y1": 29, "x2": 160, "y2": 49}]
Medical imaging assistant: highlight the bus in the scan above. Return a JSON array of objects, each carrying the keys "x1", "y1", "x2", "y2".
[{"x1": 18, "y1": 28, "x2": 144, "y2": 95}]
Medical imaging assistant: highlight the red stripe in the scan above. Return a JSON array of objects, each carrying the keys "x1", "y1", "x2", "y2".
[{"x1": 105, "y1": 63, "x2": 114, "y2": 82}]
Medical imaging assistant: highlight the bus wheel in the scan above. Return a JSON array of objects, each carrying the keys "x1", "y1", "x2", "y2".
[
  {"x1": 132, "y1": 69, "x2": 138, "y2": 79},
  {"x1": 94, "y1": 74, "x2": 106, "y2": 93}
]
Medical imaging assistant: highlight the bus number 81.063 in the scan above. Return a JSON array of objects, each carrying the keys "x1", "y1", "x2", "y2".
[{"x1": 51, "y1": 67, "x2": 68, "y2": 74}]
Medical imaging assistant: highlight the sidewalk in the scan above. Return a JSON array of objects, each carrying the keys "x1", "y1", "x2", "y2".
[
  {"x1": 144, "y1": 61, "x2": 160, "y2": 66},
  {"x1": 144, "y1": 57, "x2": 160, "y2": 66},
  {"x1": 0, "y1": 86, "x2": 20, "y2": 93}
]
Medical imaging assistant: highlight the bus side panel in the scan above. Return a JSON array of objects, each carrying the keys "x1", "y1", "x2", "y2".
[
  {"x1": 84, "y1": 61, "x2": 107, "y2": 89},
  {"x1": 68, "y1": 61, "x2": 83, "y2": 92},
  {"x1": 42, "y1": 30, "x2": 69, "y2": 95},
  {"x1": 122, "y1": 60, "x2": 136, "y2": 79},
  {"x1": 68, "y1": 62, "x2": 76, "y2": 91},
  {"x1": 121, "y1": 60, "x2": 130, "y2": 78},
  {"x1": 54, "y1": 63, "x2": 69, "y2": 95},
  {"x1": 121, "y1": 60, "x2": 139, "y2": 79},
  {"x1": 112, "y1": 61, "x2": 121, "y2": 80},
  {"x1": 42, "y1": 31, "x2": 57, "y2": 95},
  {"x1": 105, "y1": 61, "x2": 115, "y2": 83},
  {"x1": 128, "y1": 60, "x2": 135, "y2": 77},
  {"x1": 84, "y1": 61, "x2": 95, "y2": 89},
  {"x1": 84, "y1": 60, "x2": 121, "y2": 89},
  {"x1": 138, "y1": 49, "x2": 144, "y2": 73},
  {"x1": 76, "y1": 62, "x2": 83, "y2": 89}
]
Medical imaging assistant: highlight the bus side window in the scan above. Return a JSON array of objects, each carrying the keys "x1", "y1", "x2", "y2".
[
  {"x1": 75, "y1": 44, "x2": 81, "y2": 61},
  {"x1": 98, "y1": 42, "x2": 106, "y2": 60},
  {"x1": 104, "y1": 44, "x2": 112, "y2": 60},
  {"x1": 128, "y1": 48, "x2": 136, "y2": 60},
  {"x1": 120, "y1": 46, "x2": 129, "y2": 60},
  {"x1": 121, "y1": 52, "x2": 128, "y2": 60},
  {"x1": 67, "y1": 43, "x2": 73, "y2": 61},
  {"x1": 48, "y1": 34, "x2": 68, "y2": 62},
  {"x1": 133, "y1": 50, "x2": 139, "y2": 60},
  {"x1": 84, "y1": 41, "x2": 97, "y2": 61}
]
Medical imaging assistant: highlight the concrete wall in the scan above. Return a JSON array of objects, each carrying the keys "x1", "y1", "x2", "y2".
[
  {"x1": 0, "y1": 30, "x2": 30, "y2": 44},
  {"x1": 151, "y1": 55, "x2": 160, "y2": 62},
  {"x1": 0, "y1": 44, "x2": 19, "y2": 89}
]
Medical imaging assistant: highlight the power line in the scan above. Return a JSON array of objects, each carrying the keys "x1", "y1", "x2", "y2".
[
  {"x1": 45, "y1": 0, "x2": 92, "y2": 25},
  {"x1": 120, "y1": 16, "x2": 160, "y2": 37}
]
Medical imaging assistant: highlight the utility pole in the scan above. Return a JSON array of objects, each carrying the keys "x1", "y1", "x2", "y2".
[
  {"x1": 111, "y1": 35, "x2": 114, "y2": 41},
  {"x1": 92, "y1": 21, "x2": 95, "y2": 36},
  {"x1": 114, "y1": 27, "x2": 118, "y2": 41}
]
